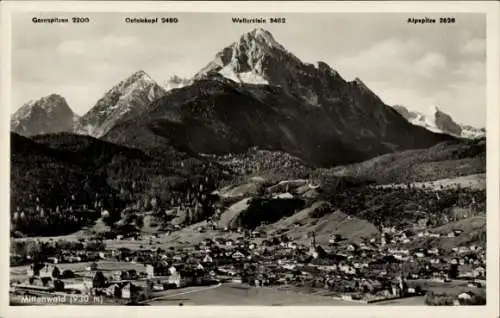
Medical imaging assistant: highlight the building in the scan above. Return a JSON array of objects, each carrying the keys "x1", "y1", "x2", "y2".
[
  {"x1": 145, "y1": 264, "x2": 155, "y2": 278},
  {"x1": 39, "y1": 264, "x2": 60, "y2": 279},
  {"x1": 112, "y1": 271, "x2": 123, "y2": 281},
  {"x1": 203, "y1": 254, "x2": 213, "y2": 263},
  {"x1": 232, "y1": 251, "x2": 246, "y2": 260},
  {"x1": 47, "y1": 257, "x2": 59, "y2": 264},
  {"x1": 168, "y1": 269, "x2": 194, "y2": 288},
  {"x1": 152, "y1": 281, "x2": 165, "y2": 291},
  {"x1": 427, "y1": 247, "x2": 440, "y2": 255},
  {"x1": 167, "y1": 266, "x2": 182, "y2": 288},
  {"x1": 26, "y1": 263, "x2": 44, "y2": 277},
  {"x1": 347, "y1": 244, "x2": 358, "y2": 252},
  {"x1": 474, "y1": 266, "x2": 486, "y2": 278},
  {"x1": 456, "y1": 291, "x2": 475, "y2": 303},
  {"x1": 86, "y1": 262, "x2": 98, "y2": 271},
  {"x1": 121, "y1": 282, "x2": 138, "y2": 300}
]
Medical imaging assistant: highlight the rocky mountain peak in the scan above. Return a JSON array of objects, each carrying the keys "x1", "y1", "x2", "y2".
[
  {"x1": 427, "y1": 105, "x2": 440, "y2": 116},
  {"x1": 117, "y1": 70, "x2": 156, "y2": 91},
  {"x1": 193, "y1": 28, "x2": 351, "y2": 110},
  {"x1": 74, "y1": 70, "x2": 167, "y2": 138},
  {"x1": 433, "y1": 106, "x2": 462, "y2": 136},
  {"x1": 11, "y1": 94, "x2": 77, "y2": 136},
  {"x1": 194, "y1": 28, "x2": 303, "y2": 85},
  {"x1": 238, "y1": 28, "x2": 284, "y2": 51}
]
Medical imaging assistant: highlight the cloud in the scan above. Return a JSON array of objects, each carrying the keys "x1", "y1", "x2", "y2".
[
  {"x1": 414, "y1": 52, "x2": 447, "y2": 77},
  {"x1": 56, "y1": 40, "x2": 87, "y2": 56},
  {"x1": 56, "y1": 35, "x2": 138, "y2": 57},
  {"x1": 461, "y1": 38, "x2": 486, "y2": 56},
  {"x1": 332, "y1": 37, "x2": 484, "y2": 127},
  {"x1": 434, "y1": 82, "x2": 486, "y2": 127},
  {"x1": 11, "y1": 13, "x2": 486, "y2": 128},
  {"x1": 333, "y1": 38, "x2": 422, "y2": 82},
  {"x1": 454, "y1": 61, "x2": 485, "y2": 83},
  {"x1": 333, "y1": 37, "x2": 449, "y2": 88}
]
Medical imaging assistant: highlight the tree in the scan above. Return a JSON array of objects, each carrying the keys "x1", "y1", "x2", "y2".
[
  {"x1": 26, "y1": 241, "x2": 41, "y2": 260},
  {"x1": 136, "y1": 215, "x2": 144, "y2": 228},
  {"x1": 448, "y1": 264, "x2": 459, "y2": 279},
  {"x1": 62, "y1": 269, "x2": 75, "y2": 279}
]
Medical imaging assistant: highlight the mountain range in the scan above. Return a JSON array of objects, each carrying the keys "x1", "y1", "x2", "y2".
[
  {"x1": 9, "y1": 29, "x2": 487, "y2": 239},
  {"x1": 10, "y1": 28, "x2": 482, "y2": 167},
  {"x1": 392, "y1": 105, "x2": 485, "y2": 139}
]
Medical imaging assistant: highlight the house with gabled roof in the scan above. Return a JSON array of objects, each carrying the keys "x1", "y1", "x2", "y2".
[
  {"x1": 121, "y1": 282, "x2": 139, "y2": 300},
  {"x1": 39, "y1": 264, "x2": 60, "y2": 279},
  {"x1": 106, "y1": 283, "x2": 122, "y2": 298}
]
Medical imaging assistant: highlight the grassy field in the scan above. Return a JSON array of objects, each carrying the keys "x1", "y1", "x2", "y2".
[
  {"x1": 374, "y1": 296, "x2": 426, "y2": 306},
  {"x1": 146, "y1": 283, "x2": 368, "y2": 306},
  {"x1": 146, "y1": 283, "x2": 432, "y2": 306},
  {"x1": 377, "y1": 173, "x2": 485, "y2": 191},
  {"x1": 267, "y1": 208, "x2": 379, "y2": 245}
]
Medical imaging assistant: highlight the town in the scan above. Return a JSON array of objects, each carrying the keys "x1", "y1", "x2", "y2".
[
  {"x1": 9, "y1": 152, "x2": 487, "y2": 306},
  {"x1": 10, "y1": 215, "x2": 486, "y2": 306}
]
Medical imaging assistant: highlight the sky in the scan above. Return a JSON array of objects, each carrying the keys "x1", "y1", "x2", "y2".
[{"x1": 11, "y1": 12, "x2": 486, "y2": 127}]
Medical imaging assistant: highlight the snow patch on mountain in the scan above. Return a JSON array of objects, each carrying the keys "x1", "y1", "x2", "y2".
[
  {"x1": 194, "y1": 28, "x2": 304, "y2": 87},
  {"x1": 392, "y1": 105, "x2": 485, "y2": 139},
  {"x1": 406, "y1": 112, "x2": 443, "y2": 134},
  {"x1": 461, "y1": 126, "x2": 486, "y2": 139},
  {"x1": 164, "y1": 75, "x2": 192, "y2": 91},
  {"x1": 218, "y1": 65, "x2": 269, "y2": 85}
]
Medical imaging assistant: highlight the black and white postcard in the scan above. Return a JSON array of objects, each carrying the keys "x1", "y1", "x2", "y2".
[{"x1": 1, "y1": 1, "x2": 499, "y2": 318}]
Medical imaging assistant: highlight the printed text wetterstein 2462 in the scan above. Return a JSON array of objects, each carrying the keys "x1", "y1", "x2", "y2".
[{"x1": 231, "y1": 17, "x2": 287, "y2": 24}]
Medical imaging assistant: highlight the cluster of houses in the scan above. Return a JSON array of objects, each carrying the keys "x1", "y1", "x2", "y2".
[
  {"x1": 10, "y1": 205, "x2": 486, "y2": 305},
  {"x1": 12, "y1": 257, "x2": 213, "y2": 304}
]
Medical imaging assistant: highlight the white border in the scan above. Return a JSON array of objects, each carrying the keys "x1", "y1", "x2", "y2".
[{"x1": 1, "y1": 1, "x2": 498, "y2": 318}]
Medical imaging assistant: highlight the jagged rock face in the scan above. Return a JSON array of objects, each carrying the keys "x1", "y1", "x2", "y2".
[
  {"x1": 104, "y1": 29, "x2": 454, "y2": 167},
  {"x1": 195, "y1": 28, "x2": 349, "y2": 107},
  {"x1": 434, "y1": 107, "x2": 462, "y2": 136},
  {"x1": 393, "y1": 105, "x2": 485, "y2": 139},
  {"x1": 11, "y1": 94, "x2": 77, "y2": 137},
  {"x1": 392, "y1": 105, "x2": 416, "y2": 120},
  {"x1": 74, "y1": 70, "x2": 167, "y2": 138}
]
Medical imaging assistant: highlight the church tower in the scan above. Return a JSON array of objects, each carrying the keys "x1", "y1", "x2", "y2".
[{"x1": 309, "y1": 232, "x2": 317, "y2": 258}]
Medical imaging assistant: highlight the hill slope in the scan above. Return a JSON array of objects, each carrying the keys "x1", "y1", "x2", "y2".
[
  {"x1": 10, "y1": 132, "x2": 228, "y2": 236},
  {"x1": 320, "y1": 138, "x2": 485, "y2": 184}
]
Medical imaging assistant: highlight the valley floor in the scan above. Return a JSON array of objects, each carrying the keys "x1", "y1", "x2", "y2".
[{"x1": 145, "y1": 283, "x2": 368, "y2": 306}]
